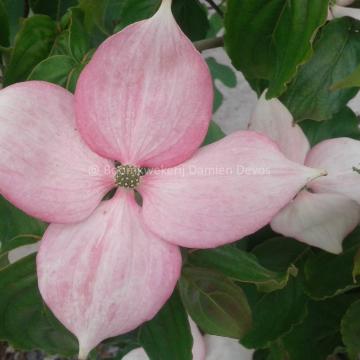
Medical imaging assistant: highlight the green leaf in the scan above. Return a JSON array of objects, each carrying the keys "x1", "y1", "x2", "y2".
[
  {"x1": 0, "y1": 254, "x2": 78, "y2": 355},
  {"x1": 171, "y1": 0, "x2": 209, "y2": 41},
  {"x1": 68, "y1": 7, "x2": 91, "y2": 62},
  {"x1": 332, "y1": 63, "x2": 360, "y2": 90},
  {"x1": 281, "y1": 295, "x2": 358, "y2": 360},
  {"x1": 202, "y1": 121, "x2": 225, "y2": 146},
  {"x1": 282, "y1": 18, "x2": 360, "y2": 121},
  {"x1": 79, "y1": 0, "x2": 125, "y2": 37},
  {"x1": 301, "y1": 107, "x2": 360, "y2": 146},
  {"x1": 206, "y1": 57, "x2": 237, "y2": 112},
  {"x1": 304, "y1": 227, "x2": 360, "y2": 300},
  {"x1": 179, "y1": 267, "x2": 252, "y2": 339},
  {"x1": 224, "y1": 0, "x2": 328, "y2": 98},
  {"x1": 28, "y1": 55, "x2": 77, "y2": 87},
  {"x1": 188, "y1": 245, "x2": 297, "y2": 292},
  {"x1": 241, "y1": 278, "x2": 307, "y2": 348},
  {"x1": 265, "y1": 0, "x2": 328, "y2": 98},
  {"x1": 0, "y1": 196, "x2": 45, "y2": 255},
  {"x1": 30, "y1": 0, "x2": 77, "y2": 20},
  {"x1": 139, "y1": 290, "x2": 193, "y2": 360},
  {"x1": 341, "y1": 299, "x2": 360, "y2": 360},
  {"x1": 2, "y1": 0, "x2": 24, "y2": 44},
  {"x1": 0, "y1": 0, "x2": 10, "y2": 46},
  {"x1": 113, "y1": 0, "x2": 159, "y2": 31},
  {"x1": 251, "y1": 236, "x2": 309, "y2": 272},
  {"x1": 3, "y1": 15, "x2": 57, "y2": 86},
  {"x1": 115, "y1": 0, "x2": 208, "y2": 41}
]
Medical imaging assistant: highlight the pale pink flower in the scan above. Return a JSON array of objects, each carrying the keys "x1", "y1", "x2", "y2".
[
  {"x1": 249, "y1": 93, "x2": 360, "y2": 254},
  {"x1": 329, "y1": 0, "x2": 360, "y2": 21},
  {"x1": 0, "y1": 1, "x2": 325, "y2": 357},
  {"x1": 123, "y1": 318, "x2": 253, "y2": 360}
]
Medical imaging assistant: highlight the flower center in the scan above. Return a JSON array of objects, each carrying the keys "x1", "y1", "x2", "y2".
[{"x1": 115, "y1": 165, "x2": 142, "y2": 189}]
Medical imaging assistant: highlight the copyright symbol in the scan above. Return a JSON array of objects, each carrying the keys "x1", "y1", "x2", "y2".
[{"x1": 88, "y1": 165, "x2": 99, "y2": 176}]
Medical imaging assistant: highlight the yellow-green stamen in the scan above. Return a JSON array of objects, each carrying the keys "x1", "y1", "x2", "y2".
[{"x1": 115, "y1": 165, "x2": 141, "y2": 189}]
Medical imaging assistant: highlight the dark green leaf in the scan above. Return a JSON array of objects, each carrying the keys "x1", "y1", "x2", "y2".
[
  {"x1": 179, "y1": 267, "x2": 252, "y2": 339},
  {"x1": 251, "y1": 237, "x2": 309, "y2": 272},
  {"x1": 3, "y1": 15, "x2": 57, "y2": 86},
  {"x1": 171, "y1": 0, "x2": 209, "y2": 41},
  {"x1": 0, "y1": 254, "x2": 77, "y2": 355},
  {"x1": 30, "y1": 0, "x2": 77, "y2": 20},
  {"x1": 0, "y1": 196, "x2": 45, "y2": 255},
  {"x1": 224, "y1": 0, "x2": 328, "y2": 98},
  {"x1": 341, "y1": 299, "x2": 360, "y2": 360},
  {"x1": 0, "y1": 0, "x2": 10, "y2": 46},
  {"x1": 68, "y1": 7, "x2": 91, "y2": 61},
  {"x1": 241, "y1": 278, "x2": 307, "y2": 348},
  {"x1": 115, "y1": 0, "x2": 208, "y2": 41},
  {"x1": 28, "y1": 55, "x2": 77, "y2": 87},
  {"x1": 304, "y1": 227, "x2": 360, "y2": 300},
  {"x1": 139, "y1": 290, "x2": 193, "y2": 360},
  {"x1": 2, "y1": 0, "x2": 24, "y2": 44},
  {"x1": 79, "y1": 0, "x2": 125, "y2": 37},
  {"x1": 188, "y1": 245, "x2": 297, "y2": 292},
  {"x1": 332, "y1": 63, "x2": 360, "y2": 90},
  {"x1": 301, "y1": 107, "x2": 360, "y2": 146},
  {"x1": 282, "y1": 18, "x2": 360, "y2": 121},
  {"x1": 202, "y1": 121, "x2": 225, "y2": 146},
  {"x1": 50, "y1": 29, "x2": 71, "y2": 56},
  {"x1": 281, "y1": 295, "x2": 358, "y2": 360},
  {"x1": 114, "y1": 0, "x2": 159, "y2": 31},
  {"x1": 266, "y1": 0, "x2": 328, "y2": 98}
]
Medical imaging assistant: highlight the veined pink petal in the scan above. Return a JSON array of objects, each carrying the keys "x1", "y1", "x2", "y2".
[
  {"x1": 332, "y1": 4, "x2": 360, "y2": 20},
  {"x1": 140, "y1": 131, "x2": 326, "y2": 248},
  {"x1": 122, "y1": 317, "x2": 206, "y2": 360},
  {"x1": 305, "y1": 138, "x2": 360, "y2": 204},
  {"x1": 75, "y1": 0, "x2": 213, "y2": 168},
  {"x1": 37, "y1": 191, "x2": 181, "y2": 359},
  {"x1": 271, "y1": 190, "x2": 360, "y2": 254},
  {"x1": 0, "y1": 81, "x2": 114, "y2": 223},
  {"x1": 249, "y1": 93, "x2": 310, "y2": 164},
  {"x1": 204, "y1": 335, "x2": 254, "y2": 360}
]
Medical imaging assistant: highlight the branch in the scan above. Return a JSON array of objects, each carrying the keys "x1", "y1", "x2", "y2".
[
  {"x1": 203, "y1": 0, "x2": 224, "y2": 18},
  {"x1": 194, "y1": 36, "x2": 224, "y2": 52}
]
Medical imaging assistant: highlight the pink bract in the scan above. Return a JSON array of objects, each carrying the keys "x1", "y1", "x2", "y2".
[
  {"x1": 0, "y1": 1, "x2": 326, "y2": 357},
  {"x1": 250, "y1": 93, "x2": 360, "y2": 254}
]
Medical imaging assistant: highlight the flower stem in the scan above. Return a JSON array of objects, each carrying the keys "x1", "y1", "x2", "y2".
[{"x1": 194, "y1": 36, "x2": 224, "y2": 52}]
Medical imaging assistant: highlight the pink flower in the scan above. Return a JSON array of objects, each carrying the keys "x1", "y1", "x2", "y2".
[
  {"x1": 249, "y1": 93, "x2": 360, "y2": 254},
  {"x1": 328, "y1": 0, "x2": 360, "y2": 20},
  {"x1": 122, "y1": 317, "x2": 253, "y2": 360},
  {"x1": 0, "y1": 1, "x2": 325, "y2": 357}
]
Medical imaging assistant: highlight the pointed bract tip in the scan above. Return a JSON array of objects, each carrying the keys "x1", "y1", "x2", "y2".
[
  {"x1": 161, "y1": 0, "x2": 172, "y2": 8},
  {"x1": 156, "y1": 0, "x2": 172, "y2": 14},
  {"x1": 78, "y1": 345, "x2": 90, "y2": 360}
]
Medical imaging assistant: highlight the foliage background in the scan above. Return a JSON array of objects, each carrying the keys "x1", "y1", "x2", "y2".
[{"x1": 1, "y1": 0, "x2": 360, "y2": 359}]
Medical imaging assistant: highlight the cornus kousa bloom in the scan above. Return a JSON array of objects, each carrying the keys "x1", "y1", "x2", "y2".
[
  {"x1": 123, "y1": 318, "x2": 253, "y2": 360},
  {"x1": 0, "y1": 0, "x2": 326, "y2": 357},
  {"x1": 250, "y1": 94, "x2": 360, "y2": 254},
  {"x1": 328, "y1": 0, "x2": 360, "y2": 20}
]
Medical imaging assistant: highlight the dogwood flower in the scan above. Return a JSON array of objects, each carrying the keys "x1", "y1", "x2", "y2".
[
  {"x1": 0, "y1": 0, "x2": 326, "y2": 358},
  {"x1": 329, "y1": 0, "x2": 360, "y2": 21},
  {"x1": 249, "y1": 94, "x2": 360, "y2": 254},
  {"x1": 122, "y1": 318, "x2": 253, "y2": 360}
]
